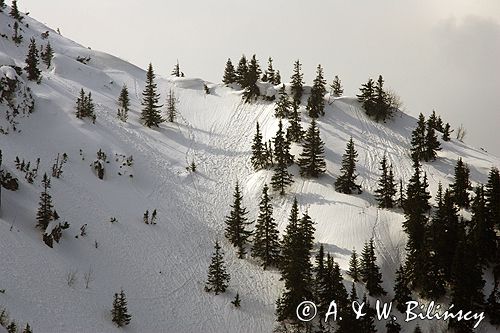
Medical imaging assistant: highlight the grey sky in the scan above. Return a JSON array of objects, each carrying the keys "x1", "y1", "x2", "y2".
[{"x1": 20, "y1": 0, "x2": 500, "y2": 156}]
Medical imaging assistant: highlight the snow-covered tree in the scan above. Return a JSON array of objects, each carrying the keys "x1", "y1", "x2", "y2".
[{"x1": 111, "y1": 289, "x2": 131, "y2": 327}]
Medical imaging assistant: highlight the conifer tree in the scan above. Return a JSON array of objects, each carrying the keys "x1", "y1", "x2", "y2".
[
  {"x1": 271, "y1": 121, "x2": 294, "y2": 195},
  {"x1": 141, "y1": 63, "x2": 163, "y2": 127},
  {"x1": 12, "y1": 21, "x2": 22, "y2": 45},
  {"x1": 424, "y1": 119, "x2": 441, "y2": 161},
  {"x1": 24, "y1": 38, "x2": 41, "y2": 82},
  {"x1": 410, "y1": 113, "x2": 427, "y2": 162},
  {"x1": 6, "y1": 321, "x2": 16, "y2": 333},
  {"x1": 222, "y1": 58, "x2": 237, "y2": 85},
  {"x1": 171, "y1": 60, "x2": 180, "y2": 77},
  {"x1": 9, "y1": 0, "x2": 21, "y2": 20},
  {"x1": 75, "y1": 89, "x2": 96, "y2": 122},
  {"x1": 442, "y1": 122, "x2": 452, "y2": 141},
  {"x1": 236, "y1": 55, "x2": 248, "y2": 87},
  {"x1": 22, "y1": 323, "x2": 33, "y2": 333},
  {"x1": 242, "y1": 55, "x2": 261, "y2": 103},
  {"x1": 393, "y1": 265, "x2": 412, "y2": 313},
  {"x1": 306, "y1": 64, "x2": 327, "y2": 118},
  {"x1": 313, "y1": 244, "x2": 326, "y2": 303},
  {"x1": 290, "y1": 60, "x2": 304, "y2": 105},
  {"x1": 485, "y1": 167, "x2": 500, "y2": 230},
  {"x1": 357, "y1": 78, "x2": 375, "y2": 112},
  {"x1": 41, "y1": 42, "x2": 54, "y2": 68},
  {"x1": 398, "y1": 179, "x2": 405, "y2": 208},
  {"x1": 286, "y1": 100, "x2": 305, "y2": 143},
  {"x1": 360, "y1": 295, "x2": 378, "y2": 332},
  {"x1": 470, "y1": 186, "x2": 496, "y2": 265},
  {"x1": 330, "y1": 75, "x2": 343, "y2": 97},
  {"x1": 231, "y1": 293, "x2": 241, "y2": 308},
  {"x1": 117, "y1": 85, "x2": 130, "y2": 122},
  {"x1": 36, "y1": 173, "x2": 53, "y2": 231},
  {"x1": 486, "y1": 280, "x2": 500, "y2": 325},
  {"x1": 273, "y1": 70, "x2": 281, "y2": 85},
  {"x1": 359, "y1": 239, "x2": 386, "y2": 296},
  {"x1": 335, "y1": 137, "x2": 362, "y2": 194},
  {"x1": 297, "y1": 119, "x2": 326, "y2": 177},
  {"x1": 386, "y1": 318, "x2": 401, "y2": 333},
  {"x1": 251, "y1": 122, "x2": 267, "y2": 170},
  {"x1": 205, "y1": 240, "x2": 230, "y2": 294},
  {"x1": 252, "y1": 184, "x2": 281, "y2": 269},
  {"x1": 375, "y1": 155, "x2": 397, "y2": 208},
  {"x1": 111, "y1": 289, "x2": 132, "y2": 327},
  {"x1": 224, "y1": 182, "x2": 252, "y2": 258},
  {"x1": 372, "y1": 75, "x2": 391, "y2": 122},
  {"x1": 274, "y1": 85, "x2": 290, "y2": 118},
  {"x1": 166, "y1": 89, "x2": 178, "y2": 123},
  {"x1": 263, "y1": 57, "x2": 275, "y2": 84},
  {"x1": 450, "y1": 158, "x2": 471, "y2": 208},
  {"x1": 347, "y1": 249, "x2": 360, "y2": 282}
]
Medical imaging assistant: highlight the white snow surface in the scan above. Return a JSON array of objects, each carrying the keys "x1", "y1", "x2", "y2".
[{"x1": 1, "y1": 8, "x2": 499, "y2": 333}]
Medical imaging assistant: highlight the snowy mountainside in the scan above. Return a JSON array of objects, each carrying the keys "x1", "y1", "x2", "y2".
[{"x1": 1, "y1": 8, "x2": 499, "y2": 333}]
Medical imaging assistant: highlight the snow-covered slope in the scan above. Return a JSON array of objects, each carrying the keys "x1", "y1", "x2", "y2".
[{"x1": 1, "y1": 8, "x2": 499, "y2": 333}]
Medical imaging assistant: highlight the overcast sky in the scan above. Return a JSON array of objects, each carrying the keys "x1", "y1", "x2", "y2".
[{"x1": 20, "y1": 0, "x2": 500, "y2": 157}]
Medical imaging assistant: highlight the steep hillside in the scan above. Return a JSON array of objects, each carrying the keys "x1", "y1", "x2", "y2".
[{"x1": 1, "y1": 7, "x2": 499, "y2": 333}]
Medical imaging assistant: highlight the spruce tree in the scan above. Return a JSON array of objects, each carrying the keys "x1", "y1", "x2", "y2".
[
  {"x1": 273, "y1": 70, "x2": 281, "y2": 85},
  {"x1": 485, "y1": 167, "x2": 500, "y2": 230},
  {"x1": 330, "y1": 75, "x2": 343, "y2": 97},
  {"x1": 290, "y1": 60, "x2": 304, "y2": 105},
  {"x1": 75, "y1": 89, "x2": 96, "y2": 122},
  {"x1": 24, "y1": 38, "x2": 41, "y2": 82},
  {"x1": 222, "y1": 58, "x2": 237, "y2": 85},
  {"x1": 410, "y1": 113, "x2": 427, "y2": 162},
  {"x1": 36, "y1": 173, "x2": 53, "y2": 231},
  {"x1": 242, "y1": 55, "x2": 261, "y2": 103},
  {"x1": 251, "y1": 122, "x2": 267, "y2": 170},
  {"x1": 12, "y1": 21, "x2": 22, "y2": 45},
  {"x1": 224, "y1": 182, "x2": 252, "y2": 258},
  {"x1": 372, "y1": 75, "x2": 391, "y2": 121},
  {"x1": 117, "y1": 85, "x2": 130, "y2": 122},
  {"x1": 9, "y1": 0, "x2": 20, "y2": 20},
  {"x1": 356, "y1": 78, "x2": 375, "y2": 113},
  {"x1": 286, "y1": 100, "x2": 305, "y2": 143},
  {"x1": 205, "y1": 240, "x2": 230, "y2": 294},
  {"x1": 471, "y1": 186, "x2": 496, "y2": 265},
  {"x1": 271, "y1": 121, "x2": 294, "y2": 195},
  {"x1": 274, "y1": 85, "x2": 290, "y2": 118},
  {"x1": 111, "y1": 289, "x2": 131, "y2": 327},
  {"x1": 360, "y1": 295, "x2": 378, "y2": 332},
  {"x1": 359, "y1": 239, "x2": 386, "y2": 296},
  {"x1": 335, "y1": 137, "x2": 362, "y2": 194},
  {"x1": 22, "y1": 323, "x2": 33, "y2": 333},
  {"x1": 393, "y1": 265, "x2": 412, "y2": 313},
  {"x1": 297, "y1": 119, "x2": 326, "y2": 177},
  {"x1": 236, "y1": 55, "x2": 248, "y2": 87},
  {"x1": 252, "y1": 184, "x2": 281, "y2": 269},
  {"x1": 231, "y1": 292, "x2": 241, "y2": 308},
  {"x1": 6, "y1": 321, "x2": 16, "y2": 333},
  {"x1": 166, "y1": 89, "x2": 177, "y2": 123},
  {"x1": 306, "y1": 64, "x2": 327, "y2": 118},
  {"x1": 442, "y1": 122, "x2": 452, "y2": 141},
  {"x1": 140, "y1": 63, "x2": 163, "y2": 127},
  {"x1": 347, "y1": 249, "x2": 360, "y2": 282},
  {"x1": 424, "y1": 119, "x2": 441, "y2": 161},
  {"x1": 450, "y1": 158, "x2": 471, "y2": 208},
  {"x1": 171, "y1": 60, "x2": 180, "y2": 77},
  {"x1": 263, "y1": 57, "x2": 275, "y2": 84},
  {"x1": 313, "y1": 244, "x2": 326, "y2": 304},
  {"x1": 375, "y1": 155, "x2": 397, "y2": 208},
  {"x1": 41, "y1": 42, "x2": 54, "y2": 68}
]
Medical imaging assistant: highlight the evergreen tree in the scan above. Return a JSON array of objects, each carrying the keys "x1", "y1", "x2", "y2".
[
  {"x1": 251, "y1": 122, "x2": 267, "y2": 170},
  {"x1": 263, "y1": 57, "x2": 275, "y2": 84},
  {"x1": 12, "y1": 21, "x2": 22, "y2": 45},
  {"x1": 9, "y1": 0, "x2": 20, "y2": 20},
  {"x1": 236, "y1": 55, "x2": 248, "y2": 87},
  {"x1": 24, "y1": 38, "x2": 41, "y2": 82},
  {"x1": 385, "y1": 317, "x2": 401, "y2": 333},
  {"x1": 205, "y1": 240, "x2": 230, "y2": 294},
  {"x1": 6, "y1": 321, "x2": 16, "y2": 333},
  {"x1": 347, "y1": 249, "x2": 360, "y2": 282},
  {"x1": 290, "y1": 60, "x2": 304, "y2": 105},
  {"x1": 274, "y1": 85, "x2": 291, "y2": 118},
  {"x1": 410, "y1": 113, "x2": 427, "y2": 162},
  {"x1": 450, "y1": 158, "x2": 471, "y2": 208},
  {"x1": 485, "y1": 167, "x2": 500, "y2": 230},
  {"x1": 325, "y1": 255, "x2": 349, "y2": 329},
  {"x1": 232, "y1": 292, "x2": 241, "y2": 308},
  {"x1": 171, "y1": 60, "x2": 180, "y2": 77},
  {"x1": 335, "y1": 137, "x2": 362, "y2": 194},
  {"x1": 286, "y1": 100, "x2": 305, "y2": 143},
  {"x1": 41, "y1": 42, "x2": 54, "y2": 68},
  {"x1": 356, "y1": 78, "x2": 375, "y2": 113},
  {"x1": 140, "y1": 63, "x2": 163, "y2": 127},
  {"x1": 360, "y1": 295, "x2": 378, "y2": 332},
  {"x1": 313, "y1": 244, "x2": 326, "y2": 306},
  {"x1": 224, "y1": 182, "x2": 252, "y2": 258},
  {"x1": 486, "y1": 280, "x2": 500, "y2": 325},
  {"x1": 252, "y1": 184, "x2": 281, "y2": 269},
  {"x1": 442, "y1": 122, "x2": 452, "y2": 141},
  {"x1": 393, "y1": 265, "x2": 412, "y2": 313},
  {"x1": 398, "y1": 179, "x2": 405, "y2": 208},
  {"x1": 375, "y1": 155, "x2": 397, "y2": 208},
  {"x1": 75, "y1": 89, "x2": 96, "y2": 122},
  {"x1": 297, "y1": 119, "x2": 326, "y2": 177},
  {"x1": 222, "y1": 58, "x2": 237, "y2": 85},
  {"x1": 423, "y1": 119, "x2": 441, "y2": 161},
  {"x1": 359, "y1": 239, "x2": 386, "y2": 296},
  {"x1": 470, "y1": 186, "x2": 497, "y2": 265},
  {"x1": 22, "y1": 323, "x2": 33, "y2": 333},
  {"x1": 242, "y1": 55, "x2": 261, "y2": 103},
  {"x1": 372, "y1": 75, "x2": 391, "y2": 121},
  {"x1": 111, "y1": 289, "x2": 131, "y2": 327},
  {"x1": 271, "y1": 121, "x2": 294, "y2": 195},
  {"x1": 166, "y1": 89, "x2": 178, "y2": 123},
  {"x1": 273, "y1": 70, "x2": 281, "y2": 85},
  {"x1": 117, "y1": 85, "x2": 130, "y2": 122},
  {"x1": 330, "y1": 75, "x2": 343, "y2": 97},
  {"x1": 36, "y1": 173, "x2": 53, "y2": 231},
  {"x1": 306, "y1": 64, "x2": 327, "y2": 118}
]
